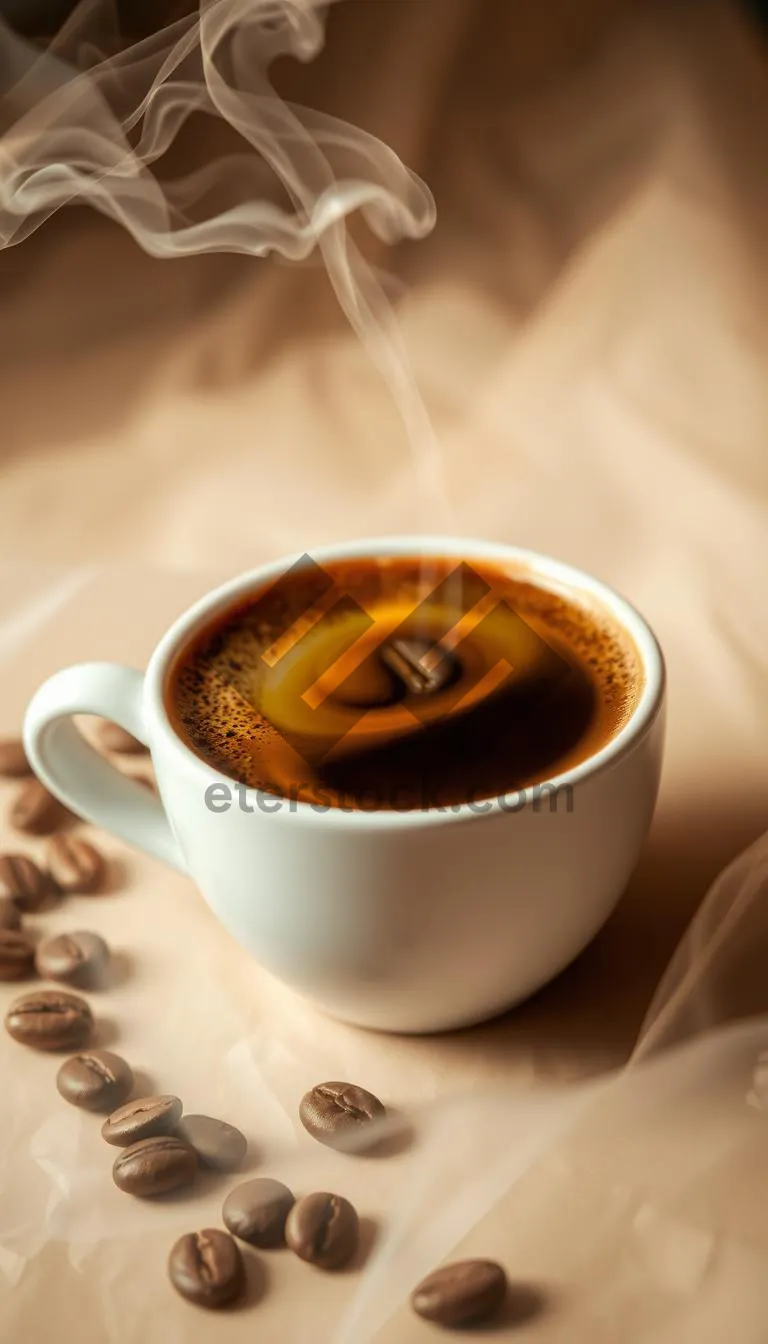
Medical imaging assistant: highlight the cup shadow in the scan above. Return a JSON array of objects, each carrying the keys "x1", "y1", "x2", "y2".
[{"x1": 380, "y1": 789, "x2": 768, "y2": 1080}]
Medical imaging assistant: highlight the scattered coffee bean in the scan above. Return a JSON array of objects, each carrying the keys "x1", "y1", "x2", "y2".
[
  {"x1": 0, "y1": 928, "x2": 36, "y2": 980},
  {"x1": 0, "y1": 853, "x2": 49, "y2": 912},
  {"x1": 97, "y1": 722, "x2": 147, "y2": 755},
  {"x1": 285, "y1": 1192, "x2": 359, "y2": 1270},
  {"x1": 299, "y1": 1081, "x2": 386, "y2": 1151},
  {"x1": 46, "y1": 835, "x2": 107, "y2": 895},
  {"x1": 168, "y1": 1229, "x2": 244, "y2": 1308},
  {"x1": 57, "y1": 1050, "x2": 134, "y2": 1112},
  {"x1": 112, "y1": 1135, "x2": 197, "y2": 1197},
  {"x1": 35, "y1": 931, "x2": 109, "y2": 987},
  {"x1": 223, "y1": 1177, "x2": 295, "y2": 1248},
  {"x1": 102, "y1": 1094, "x2": 183, "y2": 1146},
  {"x1": 5, "y1": 988, "x2": 92, "y2": 1050},
  {"x1": 10, "y1": 780, "x2": 72, "y2": 836},
  {"x1": 411, "y1": 1260, "x2": 508, "y2": 1328},
  {"x1": 0, "y1": 894, "x2": 22, "y2": 930},
  {"x1": 178, "y1": 1115, "x2": 247, "y2": 1172},
  {"x1": 0, "y1": 738, "x2": 31, "y2": 778}
]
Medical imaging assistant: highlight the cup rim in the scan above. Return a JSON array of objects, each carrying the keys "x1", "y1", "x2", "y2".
[{"x1": 144, "y1": 535, "x2": 665, "y2": 828}]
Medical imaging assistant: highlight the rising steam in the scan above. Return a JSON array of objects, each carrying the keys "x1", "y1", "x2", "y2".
[{"x1": 0, "y1": 0, "x2": 449, "y2": 515}]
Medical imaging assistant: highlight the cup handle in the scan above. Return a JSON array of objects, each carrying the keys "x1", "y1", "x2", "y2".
[{"x1": 23, "y1": 662, "x2": 185, "y2": 871}]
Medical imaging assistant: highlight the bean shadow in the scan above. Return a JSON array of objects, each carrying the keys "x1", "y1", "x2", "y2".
[
  {"x1": 339, "y1": 1216, "x2": 379, "y2": 1275},
  {"x1": 471, "y1": 1283, "x2": 551, "y2": 1335},
  {"x1": 129, "y1": 1069, "x2": 157, "y2": 1097},
  {"x1": 97, "y1": 949, "x2": 132, "y2": 992},
  {"x1": 357, "y1": 1109, "x2": 415, "y2": 1160},
  {"x1": 99, "y1": 855, "x2": 128, "y2": 898},
  {"x1": 238, "y1": 1248, "x2": 268, "y2": 1310},
  {"x1": 89, "y1": 1015, "x2": 120, "y2": 1050}
]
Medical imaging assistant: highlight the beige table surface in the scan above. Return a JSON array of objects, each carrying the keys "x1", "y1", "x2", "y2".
[{"x1": 0, "y1": 0, "x2": 767, "y2": 1338}]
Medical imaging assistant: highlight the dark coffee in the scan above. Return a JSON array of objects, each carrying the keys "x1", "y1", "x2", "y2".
[{"x1": 168, "y1": 555, "x2": 642, "y2": 810}]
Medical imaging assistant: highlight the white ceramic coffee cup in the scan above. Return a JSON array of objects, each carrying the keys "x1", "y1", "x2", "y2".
[{"x1": 24, "y1": 537, "x2": 665, "y2": 1033}]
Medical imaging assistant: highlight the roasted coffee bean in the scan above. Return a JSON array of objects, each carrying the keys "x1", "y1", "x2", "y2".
[
  {"x1": 285, "y1": 1192, "x2": 359, "y2": 1270},
  {"x1": 102, "y1": 1094, "x2": 183, "y2": 1146},
  {"x1": 299, "y1": 1081, "x2": 386, "y2": 1151},
  {"x1": 57, "y1": 1050, "x2": 134, "y2": 1112},
  {"x1": 178, "y1": 1115, "x2": 247, "y2": 1172},
  {"x1": 0, "y1": 738, "x2": 31, "y2": 778},
  {"x1": 5, "y1": 989, "x2": 92, "y2": 1050},
  {"x1": 46, "y1": 835, "x2": 107, "y2": 895},
  {"x1": 379, "y1": 638, "x2": 457, "y2": 697},
  {"x1": 411, "y1": 1260, "x2": 508, "y2": 1328},
  {"x1": 0, "y1": 854, "x2": 49, "y2": 912},
  {"x1": 0, "y1": 894, "x2": 22, "y2": 929},
  {"x1": 168, "y1": 1229, "x2": 244, "y2": 1308},
  {"x1": 97, "y1": 722, "x2": 147, "y2": 755},
  {"x1": 222, "y1": 1177, "x2": 295, "y2": 1248},
  {"x1": 0, "y1": 928, "x2": 36, "y2": 980},
  {"x1": 10, "y1": 780, "x2": 72, "y2": 836},
  {"x1": 35, "y1": 931, "x2": 109, "y2": 987},
  {"x1": 112, "y1": 1135, "x2": 197, "y2": 1197}
]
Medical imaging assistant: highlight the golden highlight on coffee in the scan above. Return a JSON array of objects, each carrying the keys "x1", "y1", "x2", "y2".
[{"x1": 168, "y1": 556, "x2": 642, "y2": 809}]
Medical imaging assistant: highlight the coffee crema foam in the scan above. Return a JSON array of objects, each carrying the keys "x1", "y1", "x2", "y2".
[{"x1": 168, "y1": 557, "x2": 643, "y2": 810}]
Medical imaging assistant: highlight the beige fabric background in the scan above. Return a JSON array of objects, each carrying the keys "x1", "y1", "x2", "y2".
[{"x1": 0, "y1": 0, "x2": 767, "y2": 1338}]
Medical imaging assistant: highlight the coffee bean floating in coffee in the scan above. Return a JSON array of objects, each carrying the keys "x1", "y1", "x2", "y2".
[
  {"x1": 285, "y1": 1192, "x2": 359, "y2": 1270},
  {"x1": 410, "y1": 1259, "x2": 508, "y2": 1328},
  {"x1": 57, "y1": 1050, "x2": 134, "y2": 1112},
  {"x1": 379, "y1": 638, "x2": 457, "y2": 698},
  {"x1": 112, "y1": 1135, "x2": 197, "y2": 1197},
  {"x1": 0, "y1": 928, "x2": 36, "y2": 981},
  {"x1": 0, "y1": 853, "x2": 49, "y2": 912},
  {"x1": 35, "y1": 931, "x2": 109, "y2": 987},
  {"x1": 46, "y1": 835, "x2": 107, "y2": 896},
  {"x1": 10, "y1": 779, "x2": 73, "y2": 836},
  {"x1": 299, "y1": 1081, "x2": 386, "y2": 1151},
  {"x1": 102, "y1": 1094, "x2": 183, "y2": 1146},
  {"x1": 0, "y1": 738, "x2": 31, "y2": 778},
  {"x1": 0, "y1": 894, "x2": 22, "y2": 930},
  {"x1": 5, "y1": 989, "x2": 92, "y2": 1050},
  {"x1": 222, "y1": 1177, "x2": 295, "y2": 1248},
  {"x1": 168, "y1": 1229, "x2": 244, "y2": 1308},
  {"x1": 177, "y1": 1115, "x2": 247, "y2": 1172},
  {"x1": 97, "y1": 721, "x2": 147, "y2": 755}
]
